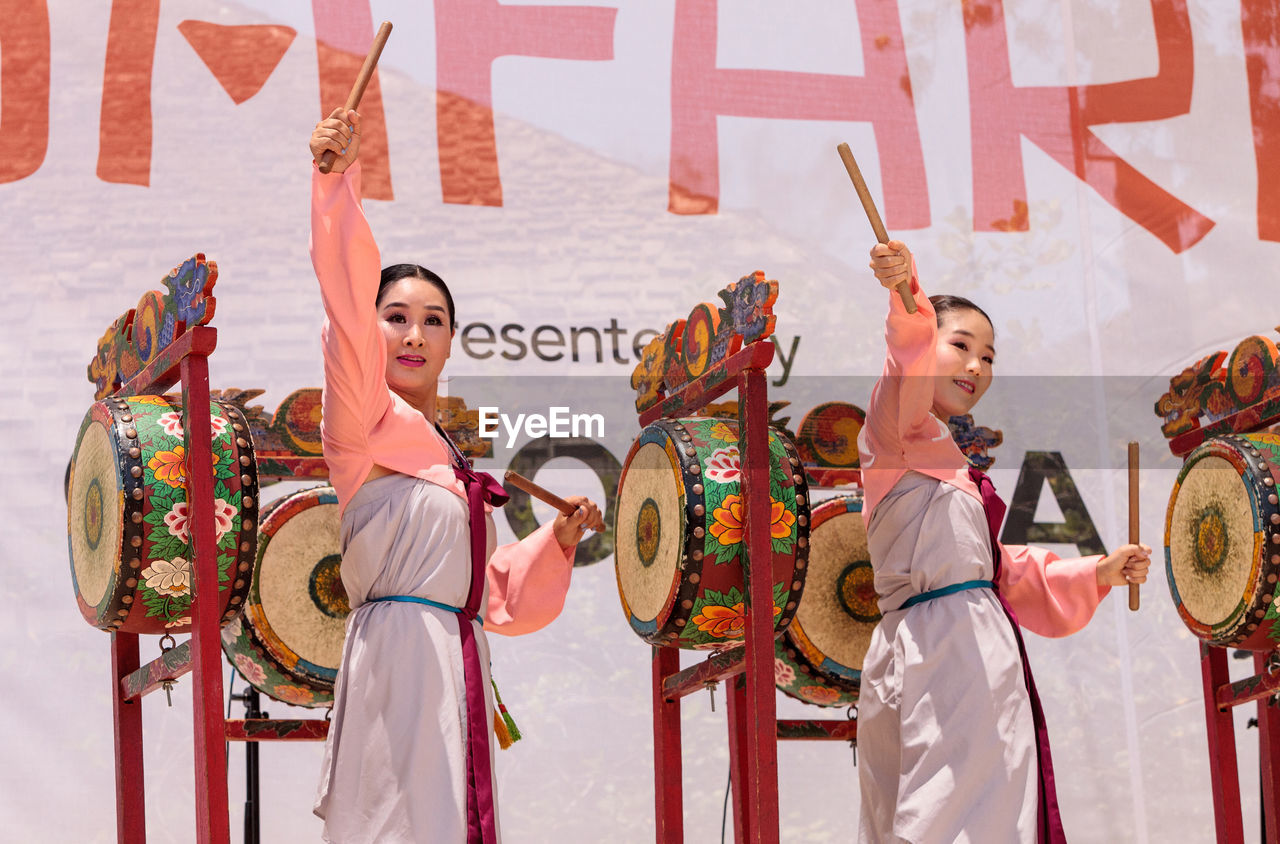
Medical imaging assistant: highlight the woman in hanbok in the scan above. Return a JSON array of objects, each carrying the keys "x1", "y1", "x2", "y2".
[
  {"x1": 856, "y1": 240, "x2": 1150, "y2": 843},
  {"x1": 307, "y1": 108, "x2": 604, "y2": 844}
]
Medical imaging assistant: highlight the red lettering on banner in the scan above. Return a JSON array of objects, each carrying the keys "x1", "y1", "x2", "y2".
[
  {"x1": 668, "y1": 0, "x2": 927, "y2": 224},
  {"x1": 98, "y1": 0, "x2": 159, "y2": 186},
  {"x1": 434, "y1": 0, "x2": 616, "y2": 206},
  {"x1": 0, "y1": 0, "x2": 50, "y2": 183},
  {"x1": 177, "y1": 22, "x2": 296, "y2": 105},
  {"x1": 964, "y1": 0, "x2": 1213, "y2": 253},
  {"x1": 313, "y1": 0, "x2": 394, "y2": 200},
  {"x1": 1243, "y1": 0, "x2": 1280, "y2": 242}
]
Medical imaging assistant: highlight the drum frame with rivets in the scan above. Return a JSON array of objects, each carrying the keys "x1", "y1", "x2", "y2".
[
  {"x1": 774, "y1": 494, "x2": 874, "y2": 707},
  {"x1": 67, "y1": 395, "x2": 258, "y2": 633},
  {"x1": 615, "y1": 416, "x2": 810, "y2": 648},
  {"x1": 1165, "y1": 433, "x2": 1280, "y2": 650},
  {"x1": 221, "y1": 485, "x2": 346, "y2": 707}
]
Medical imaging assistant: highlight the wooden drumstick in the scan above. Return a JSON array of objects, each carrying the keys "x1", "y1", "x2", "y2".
[
  {"x1": 836, "y1": 142, "x2": 916, "y2": 314},
  {"x1": 1128, "y1": 441, "x2": 1140, "y2": 611},
  {"x1": 318, "y1": 21, "x2": 394, "y2": 174},
  {"x1": 503, "y1": 470, "x2": 579, "y2": 517}
]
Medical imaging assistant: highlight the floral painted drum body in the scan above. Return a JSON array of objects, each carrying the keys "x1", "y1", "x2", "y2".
[
  {"x1": 614, "y1": 417, "x2": 810, "y2": 649},
  {"x1": 1166, "y1": 432, "x2": 1280, "y2": 650},
  {"x1": 221, "y1": 485, "x2": 349, "y2": 708},
  {"x1": 774, "y1": 494, "x2": 879, "y2": 707},
  {"x1": 67, "y1": 395, "x2": 258, "y2": 633}
]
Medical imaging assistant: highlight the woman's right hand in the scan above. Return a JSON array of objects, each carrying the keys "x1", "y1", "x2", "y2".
[
  {"x1": 869, "y1": 239, "x2": 912, "y2": 291},
  {"x1": 310, "y1": 107, "x2": 361, "y2": 173}
]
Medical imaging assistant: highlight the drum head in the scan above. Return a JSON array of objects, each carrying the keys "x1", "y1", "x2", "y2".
[
  {"x1": 615, "y1": 439, "x2": 686, "y2": 626},
  {"x1": 1166, "y1": 433, "x2": 1280, "y2": 648},
  {"x1": 792, "y1": 496, "x2": 878, "y2": 676},
  {"x1": 241, "y1": 486, "x2": 348, "y2": 697},
  {"x1": 1168, "y1": 454, "x2": 1258, "y2": 629},
  {"x1": 68, "y1": 413, "x2": 122, "y2": 611}
]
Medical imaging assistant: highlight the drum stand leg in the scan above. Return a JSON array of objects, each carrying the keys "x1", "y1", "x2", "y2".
[
  {"x1": 725, "y1": 677, "x2": 751, "y2": 844},
  {"x1": 1204, "y1": 644, "x2": 1245, "y2": 843},
  {"x1": 112, "y1": 631, "x2": 146, "y2": 843},
  {"x1": 1254, "y1": 653, "x2": 1280, "y2": 843},
  {"x1": 653, "y1": 646, "x2": 683, "y2": 842}
]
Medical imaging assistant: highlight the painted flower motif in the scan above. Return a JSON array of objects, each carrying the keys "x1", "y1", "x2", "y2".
[
  {"x1": 157, "y1": 411, "x2": 228, "y2": 439},
  {"x1": 211, "y1": 498, "x2": 237, "y2": 539},
  {"x1": 707, "y1": 421, "x2": 736, "y2": 443},
  {"x1": 163, "y1": 498, "x2": 236, "y2": 543},
  {"x1": 234, "y1": 653, "x2": 267, "y2": 687},
  {"x1": 273, "y1": 685, "x2": 315, "y2": 706},
  {"x1": 141, "y1": 557, "x2": 191, "y2": 597},
  {"x1": 799, "y1": 685, "x2": 842, "y2": 705},
  {"x1": 129, "y1": 396, "x2": 171, "y2": 407},
  {"x1": 149, "y1": 447, "x2": 187, "y2": 487},
  {"x1": 774, "y1": 658, "x2": 795, "y2": 686},
  {"x1": 703, "y1": 446, "x2": 741, "y2": 484},
  {"x1": 692, "y1": 603, "x2": 746, "y2": 638},
  {"x1": 770, "y1": 499, "x2": 796, "y2": 539},
  {"x1": 164, "y1": 501, "x2": 191, "y2": 542},
  {"x1": 710, "y1": 495, "x2": 744, "y2": 546},
  {"x1": 692, "y1": 601, "x2": 780, "y2": 638},
  {"x1": 164, "y1": 616, "x2": 192, "y2": 629}
]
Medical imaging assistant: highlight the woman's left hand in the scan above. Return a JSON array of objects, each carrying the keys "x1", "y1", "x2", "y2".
[
  {"x1": 1096, "y1": 543, "x2": 1152, "y2": 587},
  {"x1": 552, "y1": 496, "x2": 606, "y2": 549}
]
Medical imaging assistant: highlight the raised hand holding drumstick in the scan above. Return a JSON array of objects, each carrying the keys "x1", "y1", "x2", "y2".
[
  {"x1": 310, "y1": 107, "x2": 361, "y2": 174},
  {"x1": 838, "y1": 142, "x2": 916, "y2": 313}
]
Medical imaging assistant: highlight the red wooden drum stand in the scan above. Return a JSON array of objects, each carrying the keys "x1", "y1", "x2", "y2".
[
  {"x1": 78, "y1": 259, "x2": 332, "y2": 844},
  {"x1": 1155, "y1": 328, "x2": 1280, "y2": 843},
  {"x1": 626, "y1": 274, "x2": 860, "y2": 843}
]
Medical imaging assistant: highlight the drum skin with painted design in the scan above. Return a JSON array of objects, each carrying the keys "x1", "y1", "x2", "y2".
[
  {"x1": 774, "y1": 494, "x2": 878, "y2": 707},
  {"x1": 614, "y1": 417, "x2": 810, "y2": 649},
  {"x1": 221, "y1": 485, "x2": 350, "y2": 708},
  {"x1": 1165, "y1": 432, "x2": 1280, "y2": 650},
  {"x1": 66, "y1": 395, "x2": 258, "y2": 633}
]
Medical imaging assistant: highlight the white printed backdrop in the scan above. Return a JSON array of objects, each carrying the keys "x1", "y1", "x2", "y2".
[{"x1": 3, "y1": 0, "x2": 1278, "y2": 840}]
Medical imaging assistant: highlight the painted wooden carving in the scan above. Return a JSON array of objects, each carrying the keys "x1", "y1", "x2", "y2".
[
  {"x1": 209, "y1": 388, "x2": 493, "y2": 481},
  {"x1": 87, "y1": 255, "x2": 218, "y2": 398},
  {"x1": 630, "y1": 271, "x2": 779, "y2": 412},
  {"x1": 791, "y1": 403, "x2": 1002, "y2": 488},
  {"x1": 1155, "y1": 328, "x2": 1280, "y2": 456}
]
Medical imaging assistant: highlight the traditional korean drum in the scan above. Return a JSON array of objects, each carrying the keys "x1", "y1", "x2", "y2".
[
  {"x1": 221, "y1": 486, "x2": 349, "y2": 708},
  {"x1": 614, "y1": 417, "x2": 810, "y2": 649},
  {"x1": 1166, "y1": 432, "x2": 1280, "y2": 650},
  {"x1": 66, "y1": 395, "x2": 258, "y2": 633},
  {"x1": 774, "y1": 494, "x2": 878, "y2": 707}
]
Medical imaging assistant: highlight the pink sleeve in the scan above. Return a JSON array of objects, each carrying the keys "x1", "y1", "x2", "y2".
[
  {"x1": 861, "y1": 269, "x2": 942, "y2": 462},
  {"x1": 484, "y1": 522, "x2": 576, "y2": 637},
  {"x1": 310, "y1": 162, "x2": 390, "y2": 476},
  {"x1": 998, "y1": 544, "x2": 1109, "y2": 638}
]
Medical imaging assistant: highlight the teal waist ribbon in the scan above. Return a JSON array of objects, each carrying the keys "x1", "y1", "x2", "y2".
[
  {"x1": 898, "y1": 579, "x2": 994, "y2": 611},
  {"x1": 368, "y1": 595, "x2": 464, "y2": 614}
]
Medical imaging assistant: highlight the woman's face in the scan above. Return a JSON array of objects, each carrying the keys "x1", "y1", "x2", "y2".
[
  {"x1": 932, "y1": 308, "x2": 995, "y2": 419},
  {"x1": 377, "y1": 277, "x2": 454, "y2": 406}
]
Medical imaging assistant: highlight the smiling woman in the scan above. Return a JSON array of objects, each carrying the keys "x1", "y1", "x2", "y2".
[
  {"x1": 306, "y1": 107, "x2": 605, "y2": 844},
  {"x1": 854, "y1": 240, "x2": 1153, "y2": 843}
]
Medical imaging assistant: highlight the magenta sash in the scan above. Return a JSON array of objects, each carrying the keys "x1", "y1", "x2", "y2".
[
  {"x1": 452, "y1": 461, "x2": 509, "y2": 844},
  {"x1": 968, "y1": 466, "x2": 1067, "y2": 844}
]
